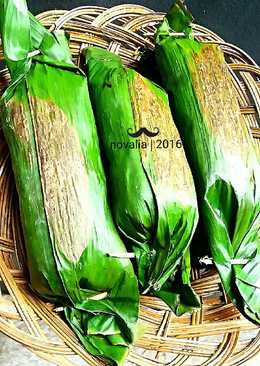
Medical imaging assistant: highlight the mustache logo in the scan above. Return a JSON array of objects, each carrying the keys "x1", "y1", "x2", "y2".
[{"x1": 127, "y1": 127, "x2": 160, "y2": 138}]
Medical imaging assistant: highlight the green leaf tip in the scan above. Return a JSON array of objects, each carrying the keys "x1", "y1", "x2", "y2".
[
  {"x1": 156, "y1": 0, "x2": 193, "y2": 42},
  {"x1": 0, "y1": 0, "x2": 30, "y2": 63},
  {"x1": 166, "y1": 0, "x2": 193, "y2": 32}
]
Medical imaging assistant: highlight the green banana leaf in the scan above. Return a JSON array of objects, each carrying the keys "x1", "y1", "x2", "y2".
[
  {"x1": 154, "y1": 0, "x2": 260, "y2": 324},
  {"x1": 84, "y1": 47, "x2": 199, "y2": 312},
  {"x1": 154, "y1": 248, "x2": 201, "y2": 316},
  {"x1": 0, "y1": 1, "x2": 139, "y2": 364}
]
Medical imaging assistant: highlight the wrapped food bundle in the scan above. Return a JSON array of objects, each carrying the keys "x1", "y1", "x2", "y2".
[
  {"x1": 155, "y1": 1, "x2": 260, "y2": 323},
  {"x1": 0, "y1": 1, "x2": 139, "y2": 364},
  {"x1": 84, "y1": 47, "x2": 199, "y2": 313}
]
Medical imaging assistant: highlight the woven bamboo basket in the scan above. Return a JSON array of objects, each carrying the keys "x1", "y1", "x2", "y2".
[{"x1": 0, "y1": 4, "x2": 260, "y2": 366}]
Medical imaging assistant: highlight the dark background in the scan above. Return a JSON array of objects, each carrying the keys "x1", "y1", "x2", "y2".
[{"x1": 27, "y1": 0, "x2": 260, "y2": 64}]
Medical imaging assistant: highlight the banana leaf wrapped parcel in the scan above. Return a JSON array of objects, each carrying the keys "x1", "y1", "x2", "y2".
[
  {"x1": 84, "y1": 47, "x2": 199, "y2": 314},
  {"x1": 0, "y1": 1, "x2": 139, "y2": 364},
  {"x1": 155, "y1": 1, "x2": 260, "y2": 324}
]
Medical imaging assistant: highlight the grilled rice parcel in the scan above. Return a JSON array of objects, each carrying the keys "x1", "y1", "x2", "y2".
[
  {"x1": 154, "y1": 0, "x2": 260, "y2": 324},
  {"x1": 84, "y1": 47, "x2": 199, "y2": 314},
  {"x1": 0, "y1": 1, "x2": 139, "y2": 364}
]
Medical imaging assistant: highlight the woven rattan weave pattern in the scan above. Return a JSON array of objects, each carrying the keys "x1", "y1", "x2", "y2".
[{"x1": 0, "y1": 5, "x2": 259, "y2": 366}]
